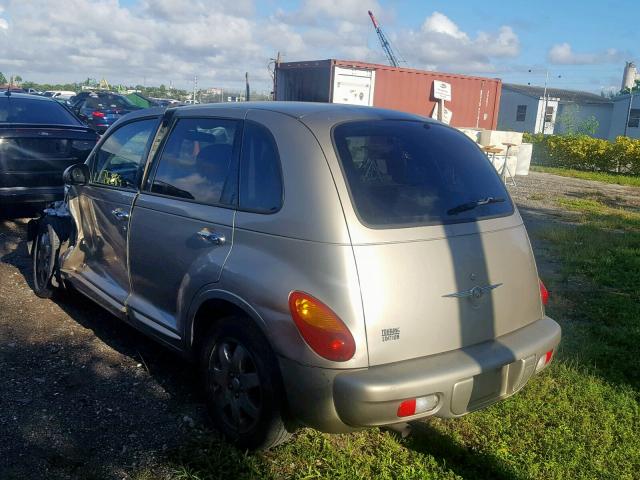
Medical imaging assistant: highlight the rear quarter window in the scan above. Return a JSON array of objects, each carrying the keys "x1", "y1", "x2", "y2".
[
  {"x1": 332, "y1": 120, "x2": 513, "y2": 228},
  {"x1": 239, "y1": 122, "x2": 283, "y2": 213}
]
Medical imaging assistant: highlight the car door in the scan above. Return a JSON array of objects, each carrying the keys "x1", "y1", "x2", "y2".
[
  {"x1": 127, "y1": 114, "x2": 240, "y2": 339},
  {"x1": 72, "y1": 117, "x2": 160, "y2": 313}
]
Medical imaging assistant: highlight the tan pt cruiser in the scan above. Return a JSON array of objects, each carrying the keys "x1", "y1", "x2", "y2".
[{"x1": 30, "y1": 102, "x2": 560, "y2": 449}]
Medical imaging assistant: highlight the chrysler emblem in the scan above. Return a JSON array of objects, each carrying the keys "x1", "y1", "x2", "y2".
[{"x1": 442, "y1": 283, "x2": 503, "y2": 300}]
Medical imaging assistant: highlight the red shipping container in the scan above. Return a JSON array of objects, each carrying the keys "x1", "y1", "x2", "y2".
[{"x1": 275, "y1": 59, "x2": 501, "y2": 130}]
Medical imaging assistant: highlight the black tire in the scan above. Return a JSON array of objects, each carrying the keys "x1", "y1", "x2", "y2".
[
  {"x1": 32, "y1": 219, "x2": 60, "y2": 299},
  {"x1": 200, "y1": 316, "x2": 291, "y2": 450}
]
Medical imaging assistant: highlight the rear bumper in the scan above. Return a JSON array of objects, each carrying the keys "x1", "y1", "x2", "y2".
[
  {"x1": 0, "y1": 186, "x2": 64, "y2": 204},
  {"x1": 279, "y1": 317, "x2": 560, "y2": 433}
]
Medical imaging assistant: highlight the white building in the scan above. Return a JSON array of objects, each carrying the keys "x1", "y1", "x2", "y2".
[{"x1": 498, "y1": 83, "x2": 613, "y2": 139}]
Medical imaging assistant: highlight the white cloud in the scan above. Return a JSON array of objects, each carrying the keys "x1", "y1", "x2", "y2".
[
  {"x1": 0, "y1": 5, "x2": 7, "y2": 29},
  {"x1": 548, "y1": 42, "x2": 623, "y2": 65},
  {"x1": 397, "y1": 12, "x2": 520, "y2": 73},
  {"x1": 422, "y1": 12, "x2": 468, "y2": 40},
  {"x1": 0, "y1": 2, "x2": 520, "y2": 90}
]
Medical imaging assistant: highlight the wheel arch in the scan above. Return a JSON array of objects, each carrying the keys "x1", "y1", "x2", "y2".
[{"x1": 186, "y1": 289, "x2": 274, "y2": 357}]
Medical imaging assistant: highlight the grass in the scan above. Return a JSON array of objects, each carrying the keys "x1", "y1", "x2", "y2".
[
  {"x1": 531, "y1": 166, "x2": 640, "y2": 187},
  {"x1": 135, "y1": 197, "x2": 640, "y2": 480}
]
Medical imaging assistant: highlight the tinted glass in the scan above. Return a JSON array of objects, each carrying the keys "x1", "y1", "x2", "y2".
[
  {"x1": 85, "y1": 94, "x2": 136, "y2": 110},
  {"x1": 239, "y1": 122, "x2": 282, "y2": 213},
  {"x1": 0, "y1": 97, "x2": 81, "y2": 125},
  {"x1": 333, "y1": 120, "x2": 513, "y2": 227},
  {"x1": 92, "y1": 119, "x2": 158, "y2": 189},
  {"x1": 151, "y1": 118, "x2": 239, "y2": 205}
]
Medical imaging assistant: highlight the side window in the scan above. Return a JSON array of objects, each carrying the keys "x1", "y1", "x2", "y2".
[
  {"x1": 151, "y1": 118, "x2": 239, "y2": 206},
  {"x1": 239, "y1": 122, "x2": 283, "y2": 213},
  {"x1": 628, "y1": 109, "x2": 640, "y2": 128},
  {"x1": 92, "y1": 119, "x2": 158, "y2": 189}
]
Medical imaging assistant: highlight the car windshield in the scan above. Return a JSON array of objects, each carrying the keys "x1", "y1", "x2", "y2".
[
  {"x1": 333, "y1": 120, "x2": 514, "y2": 228},
  {"x1": 0, "y1": 97, "x2": 82, "y2": 125}
]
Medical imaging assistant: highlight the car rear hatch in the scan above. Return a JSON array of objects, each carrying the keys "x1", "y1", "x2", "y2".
[
  {"x1": 0, "y1": 125, "x2": 97, "y2": 188},
  {"x1": 331, "y1": 120, "x2": 544, "y2": 366}
]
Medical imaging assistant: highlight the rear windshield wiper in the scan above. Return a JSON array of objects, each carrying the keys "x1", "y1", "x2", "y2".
[{"x1": 447, "y1": 196, "x2": 505, "y2": 216}]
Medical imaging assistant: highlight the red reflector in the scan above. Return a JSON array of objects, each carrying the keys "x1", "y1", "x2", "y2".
[
  {"x1": 92, "y1": 111, "x2": 105, "y2": 118},
  {"x1": 397, "y1": 399, "x2": 416, "y2": 417},
  {"x1": 539, "y1": 279, "x2": 549, "y2": 306},
  {"x1": 544, "y1": 350, "x2": 553, "y2": 365}
]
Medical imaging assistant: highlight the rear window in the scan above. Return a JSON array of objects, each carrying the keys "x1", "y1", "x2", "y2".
[
  {"x1": 0, "y1": 97, "x2": 81, "y2": 125},
  {"x1": 333, "y1": 120, "x2": 513, "y2": 228},
  {"x1": 85, "y1": 95, "x2": 136, "y2": 110}
]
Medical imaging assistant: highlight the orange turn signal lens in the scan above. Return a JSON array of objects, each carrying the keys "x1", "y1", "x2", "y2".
[{"x1": 289, "y1": 291, "x2": 356, "y2": 362}]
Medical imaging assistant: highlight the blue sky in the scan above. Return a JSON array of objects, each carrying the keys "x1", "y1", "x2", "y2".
[
  {"x1": 0, "y1": 0, "x2": 638, "y2": 93},
  {"x1": 403, "y1": 0, "x2": 638, "y2": 91}
]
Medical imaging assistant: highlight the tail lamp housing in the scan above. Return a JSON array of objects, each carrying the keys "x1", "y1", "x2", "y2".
[{"x1": 288, "y1": 291, "x2": 356, "y2": 362}]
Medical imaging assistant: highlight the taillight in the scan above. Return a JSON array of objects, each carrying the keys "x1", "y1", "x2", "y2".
[
  {"x1": 539, "y1": 279, "x2": 549, "y2": 306},
  {"x1": 92, "y1": 111, "x2": 105, "y2": 118},
  {"x1": 288, "y1": 291, "x2": 356, "y2": 362}
]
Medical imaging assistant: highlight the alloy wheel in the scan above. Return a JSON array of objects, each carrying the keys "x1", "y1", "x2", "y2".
[{"x1": 209, "y1": 338, "x2": 263, "y2": 434}]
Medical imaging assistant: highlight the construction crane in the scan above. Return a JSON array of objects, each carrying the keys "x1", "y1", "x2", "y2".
[{"x1": 368, "y1": 10, "x2": 405, "y2": 68}]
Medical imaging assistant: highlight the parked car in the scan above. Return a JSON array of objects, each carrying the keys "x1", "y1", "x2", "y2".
[
  {"x1": 43, "y1": 90, "x2": 76, "y2": 101},
  {"x1": 26, "y1": 88, "x2": 42, "y2": 95},
  {"x1": 72, "y1": 92, "x2": 143, "y2": 133},
  {"x1": 30, "y1": 103, "x2": 560, "y2": 450},
  {"x1": 66, "y1": 91, "x2": 96, "y2": 108},
  {"x1": 0, "y1": 92, "x2": 98, "y2": 206}
]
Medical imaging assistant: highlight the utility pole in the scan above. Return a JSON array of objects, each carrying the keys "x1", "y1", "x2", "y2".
[
  {"x1": 245, "y1": 72, "x2": 250, "y2": 102},
  {"x1": 529, "y1": 68, "x2": 561, "y2": 134},
  {"x1": 193, "y1": 75, "x2": 197, "y2": 103},
  {"x1": 624, "y1": 90, "x2": 635, "y2": 137},
  {"x1": 541, "y1": 69, "x2": 549, "y2": 134}
]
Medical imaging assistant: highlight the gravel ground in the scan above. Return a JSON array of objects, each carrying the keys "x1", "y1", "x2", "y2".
[
  {"x1": 0, "y1": 211, "x2": 207, "y2": 479},
  {"x1": 1, "y1": 171, "x2": 639, "y2": 479}
]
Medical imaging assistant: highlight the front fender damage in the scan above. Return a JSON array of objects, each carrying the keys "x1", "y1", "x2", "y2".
[{"x1": 28, "y1": 200, "x2": 76, "y2": 287}]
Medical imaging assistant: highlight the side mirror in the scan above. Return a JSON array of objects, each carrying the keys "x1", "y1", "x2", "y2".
[{"x1": 63, "y1": 163, "x2": 90, "y2": 185}]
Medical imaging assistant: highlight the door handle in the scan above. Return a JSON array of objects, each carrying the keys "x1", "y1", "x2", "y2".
[
  {"x1": 197, "y1": 228, "x2": 226, "y2": 246},
  {"x1": 111, "y1": 208, "x2": 130, "y2": 221}
]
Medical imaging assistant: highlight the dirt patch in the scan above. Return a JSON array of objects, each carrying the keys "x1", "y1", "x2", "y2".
[
  {"x1": 506, "y1": 171, "x2": 640, "y2": 285},
  {"x1": 0, "y1": 218, "x2": 208, "y2": 479}
]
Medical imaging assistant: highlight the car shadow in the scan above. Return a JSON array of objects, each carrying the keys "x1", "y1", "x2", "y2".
[{"x1": 406, "y1": 420, "x2": 523, "y2": 480}]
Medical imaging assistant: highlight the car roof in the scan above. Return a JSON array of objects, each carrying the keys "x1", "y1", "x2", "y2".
[
  {"x1": 113, "y1": 101, "x2": 436, "y2": 130},
  {"x1": 173, "y1": 101, "x2": 430, "y2": 122},
  {"x1": 0, "y1": 92, "x2": 59, "y2": 102}
]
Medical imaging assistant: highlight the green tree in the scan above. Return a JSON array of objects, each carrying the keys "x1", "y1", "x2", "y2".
[
  {"x1": 14, "y1": 75, "x2": 22, "y2": 84},
  {"x1": 0, "y1": 72, "x2": 6, "y2": 84},
  {"x1": 556, "y1": 105, "x2": 599, "y2": 136}
]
